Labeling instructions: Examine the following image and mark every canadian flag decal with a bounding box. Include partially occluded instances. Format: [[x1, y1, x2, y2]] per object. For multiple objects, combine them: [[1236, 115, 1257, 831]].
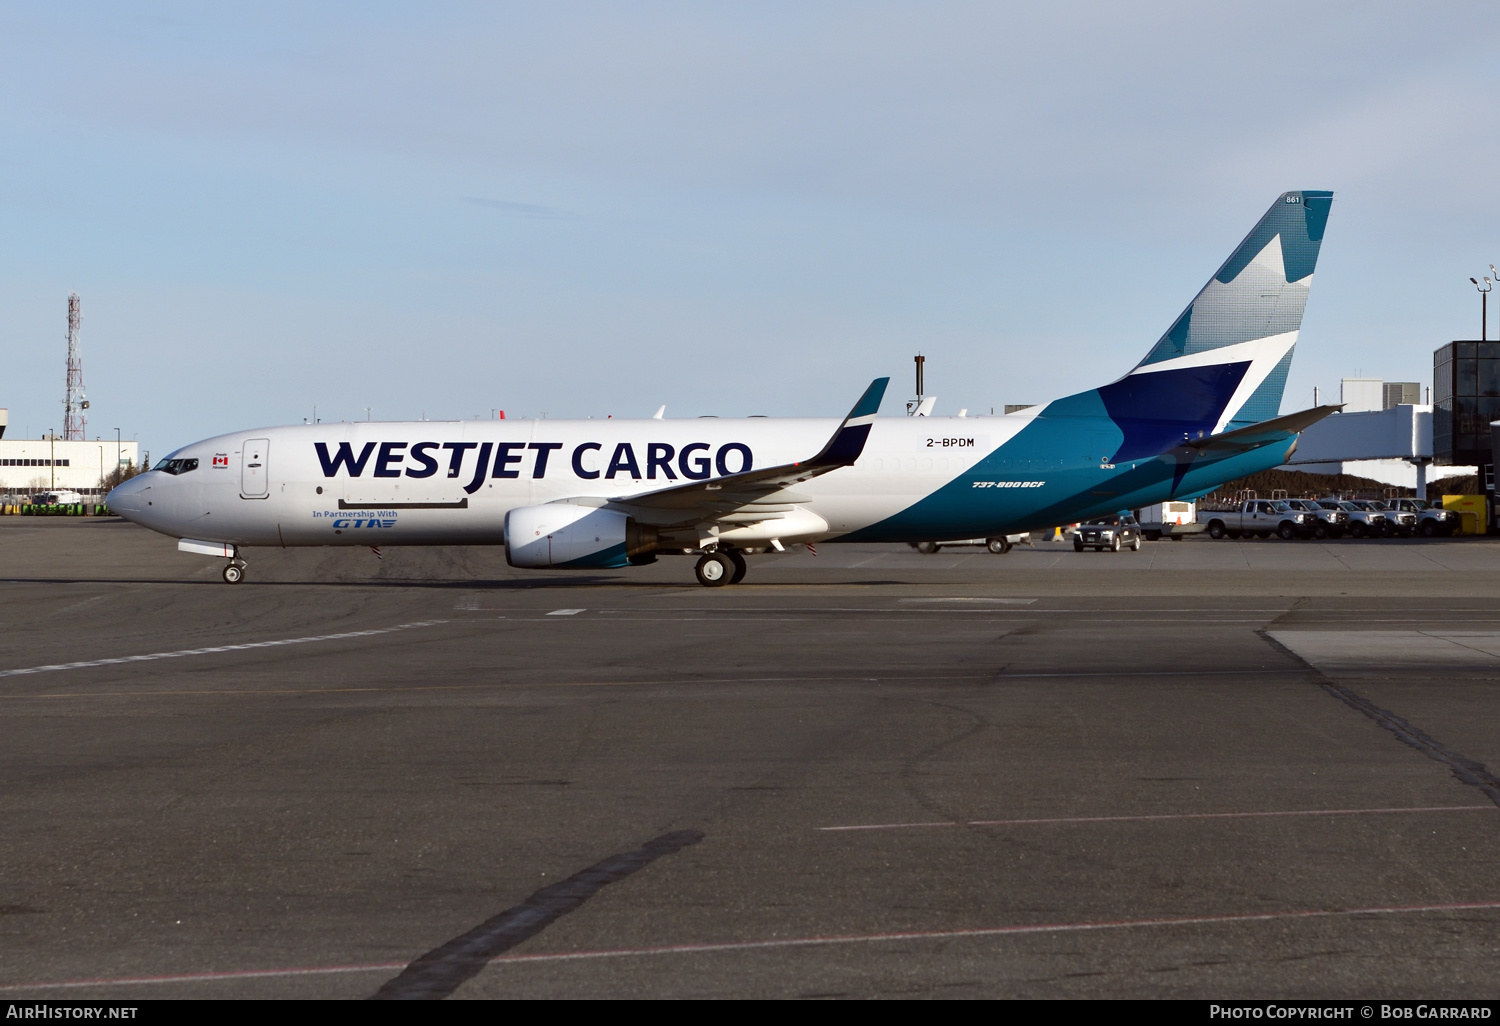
[[212, 454, 229, 468]]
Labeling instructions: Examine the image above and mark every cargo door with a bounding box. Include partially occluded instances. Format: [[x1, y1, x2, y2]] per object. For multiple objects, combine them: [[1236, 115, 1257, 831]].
[[241, 438, 269, 498]]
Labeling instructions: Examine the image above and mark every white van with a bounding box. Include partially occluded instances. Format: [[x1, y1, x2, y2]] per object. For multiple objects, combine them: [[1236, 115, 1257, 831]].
[[34, 490, 86, 506]]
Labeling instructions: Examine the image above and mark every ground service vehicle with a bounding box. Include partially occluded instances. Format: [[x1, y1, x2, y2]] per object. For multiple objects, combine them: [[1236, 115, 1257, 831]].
[[1387, 498, 1459, 536], [1317, 499, 1386, 538], [107, 191, 1339, 586], [1202, 500, 1313, 540], [1135, 500, 1201, 541], [1283, 498, 1347, 538], [1074, 514, 1143, 552], [1361, 500, 1416, 537], [911, 534, 1030, 554]]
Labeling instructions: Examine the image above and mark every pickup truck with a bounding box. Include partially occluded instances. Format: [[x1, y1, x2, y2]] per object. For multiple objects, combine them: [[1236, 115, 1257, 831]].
[[1357, 500, 1416, 537], [1202, 500, 1315, 540], [1314, 499, 1387, 539], [1385, 497, 1460, 537], [1283, 498, 1348, 539]]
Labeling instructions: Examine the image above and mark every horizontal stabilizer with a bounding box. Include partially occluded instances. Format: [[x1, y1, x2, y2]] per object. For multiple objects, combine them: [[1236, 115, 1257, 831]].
[[1184, 404, 1343, 453]]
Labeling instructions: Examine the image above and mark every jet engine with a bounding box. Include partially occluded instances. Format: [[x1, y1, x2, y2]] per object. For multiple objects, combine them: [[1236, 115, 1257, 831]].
[[504, 504, 658, 568]]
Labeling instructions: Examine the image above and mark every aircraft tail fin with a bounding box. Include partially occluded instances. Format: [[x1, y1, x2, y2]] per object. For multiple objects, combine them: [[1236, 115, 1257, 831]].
[[1130, 190, 1332, 433], [1062, 191, 1333, 465]]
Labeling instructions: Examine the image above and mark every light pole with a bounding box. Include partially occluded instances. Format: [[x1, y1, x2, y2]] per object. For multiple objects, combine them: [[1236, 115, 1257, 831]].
[[114, 427, 121, 480], [1471, 276, 1492, 341]]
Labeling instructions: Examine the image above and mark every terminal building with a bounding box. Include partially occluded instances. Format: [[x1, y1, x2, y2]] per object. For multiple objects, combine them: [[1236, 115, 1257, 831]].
[[0, 410, 140, 497]]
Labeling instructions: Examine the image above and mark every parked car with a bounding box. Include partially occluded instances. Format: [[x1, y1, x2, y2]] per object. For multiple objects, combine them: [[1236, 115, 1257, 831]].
[[1315, 499, 1386, 538], [1201, 500, 1313, 540], [1359, 500, 1416, 537], [1283, 499, 1348, 539], [911, 533, 1031, 554], [1073, 513, 1142, 552], [1386, 497, 1460, 537]]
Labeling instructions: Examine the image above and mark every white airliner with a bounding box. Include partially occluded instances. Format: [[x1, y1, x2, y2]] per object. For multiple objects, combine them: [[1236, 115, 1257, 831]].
[[109, 191, 1338, 586]]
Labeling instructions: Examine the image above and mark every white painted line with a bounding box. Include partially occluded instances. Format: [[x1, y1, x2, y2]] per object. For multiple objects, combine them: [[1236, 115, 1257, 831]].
[[819, 804, 1497, 832], [899, 597, 1036, 605], [0, 621, 448, 680], [454, 596, 480, 610], [547, 609, 586, 616], [0, 962, 408, 991], [481, 900, 1500, 966], [11, 899, 1500, 990]]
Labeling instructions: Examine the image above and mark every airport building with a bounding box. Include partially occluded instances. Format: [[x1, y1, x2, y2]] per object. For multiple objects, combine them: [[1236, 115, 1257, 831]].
[[0, 411, 140, 497]]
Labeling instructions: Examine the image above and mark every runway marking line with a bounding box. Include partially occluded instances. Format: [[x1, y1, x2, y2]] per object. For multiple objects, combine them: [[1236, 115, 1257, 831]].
[[8, 899, 1500, 992], [819, 804, 1498, 832], [1, 668, 1303, 700], [0, 621, 449, 680], [546, 609, 585, 616]]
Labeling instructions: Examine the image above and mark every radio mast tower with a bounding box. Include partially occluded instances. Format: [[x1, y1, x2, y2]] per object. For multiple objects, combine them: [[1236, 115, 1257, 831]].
[[63, 292, 88, 440]]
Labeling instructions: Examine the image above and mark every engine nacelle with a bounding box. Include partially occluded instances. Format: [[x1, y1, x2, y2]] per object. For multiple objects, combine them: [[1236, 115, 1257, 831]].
[[504, 504, 657, 569]]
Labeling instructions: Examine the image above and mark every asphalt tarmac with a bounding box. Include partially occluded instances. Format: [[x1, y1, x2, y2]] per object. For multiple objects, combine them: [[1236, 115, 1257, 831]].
[[3, 518, 1500, 999]]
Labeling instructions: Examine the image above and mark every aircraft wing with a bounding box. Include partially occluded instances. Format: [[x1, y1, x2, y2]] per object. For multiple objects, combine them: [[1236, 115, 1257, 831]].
[[1183, 404, 1343, 453], [591, 377, 888, 524]]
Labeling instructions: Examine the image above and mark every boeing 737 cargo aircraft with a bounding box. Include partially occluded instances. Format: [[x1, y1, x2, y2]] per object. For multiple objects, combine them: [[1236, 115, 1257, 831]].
[[109, 191, 1336, 586]]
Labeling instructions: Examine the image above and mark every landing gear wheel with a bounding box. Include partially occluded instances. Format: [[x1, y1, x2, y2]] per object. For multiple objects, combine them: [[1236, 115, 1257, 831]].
[[694, 551, 734, 587], [915, 541, 939, 554], [987, 538, 1012, 554], [222, 562, 245, 584], [727, 549, 748, 584]]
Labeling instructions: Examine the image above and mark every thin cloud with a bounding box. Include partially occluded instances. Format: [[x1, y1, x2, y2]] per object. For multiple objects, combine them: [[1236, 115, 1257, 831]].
[[459, 196, 574, 219]]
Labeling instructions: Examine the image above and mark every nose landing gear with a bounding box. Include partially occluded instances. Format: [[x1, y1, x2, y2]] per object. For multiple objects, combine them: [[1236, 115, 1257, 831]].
[[222, 559, 246, 584]]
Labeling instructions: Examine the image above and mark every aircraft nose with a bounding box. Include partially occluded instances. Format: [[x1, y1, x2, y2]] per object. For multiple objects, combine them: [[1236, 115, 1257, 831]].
[[106, 476, 148, 516]]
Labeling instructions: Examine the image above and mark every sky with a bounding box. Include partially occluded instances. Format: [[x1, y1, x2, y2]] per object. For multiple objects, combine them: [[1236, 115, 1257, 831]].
[[3, 2, 1500, 459]]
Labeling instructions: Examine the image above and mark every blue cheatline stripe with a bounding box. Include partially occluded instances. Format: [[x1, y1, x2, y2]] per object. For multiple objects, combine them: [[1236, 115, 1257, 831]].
[[835, 407, 1298, 544], [554, 542, 630, 569]]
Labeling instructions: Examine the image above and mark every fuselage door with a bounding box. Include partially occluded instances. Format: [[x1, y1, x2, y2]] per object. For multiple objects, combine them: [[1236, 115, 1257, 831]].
[[241, 438, 270, 498]]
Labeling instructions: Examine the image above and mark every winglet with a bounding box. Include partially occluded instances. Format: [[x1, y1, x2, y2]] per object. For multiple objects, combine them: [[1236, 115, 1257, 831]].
[[807, 377, 889, 468]]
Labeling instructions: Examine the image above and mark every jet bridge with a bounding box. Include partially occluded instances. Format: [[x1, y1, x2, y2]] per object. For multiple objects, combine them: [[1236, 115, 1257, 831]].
[[1279, 405, 1463, 491]]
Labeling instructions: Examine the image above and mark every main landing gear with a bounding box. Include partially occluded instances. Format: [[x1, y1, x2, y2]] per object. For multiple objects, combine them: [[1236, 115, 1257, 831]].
[[694, 549, 748, 587], [222, 558, 246, 584]]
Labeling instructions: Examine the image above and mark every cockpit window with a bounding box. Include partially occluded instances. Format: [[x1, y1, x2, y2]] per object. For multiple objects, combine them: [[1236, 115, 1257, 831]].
[[155, 457, 199, 476]]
